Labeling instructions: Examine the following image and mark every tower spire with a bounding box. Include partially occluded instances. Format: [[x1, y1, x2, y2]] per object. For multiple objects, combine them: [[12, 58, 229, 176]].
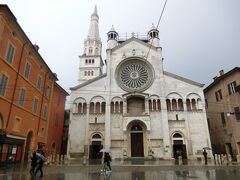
[[87, 5, 100, 40]]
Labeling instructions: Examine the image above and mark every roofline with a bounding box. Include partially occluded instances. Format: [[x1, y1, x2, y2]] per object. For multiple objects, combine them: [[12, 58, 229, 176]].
[[109, 36, 159, 52], [164, 71, 204, 87], [55, 82, 69, 96], [0, 5, 58, 81], [204, 67, 240, 93], [70, 73, 107, 90]]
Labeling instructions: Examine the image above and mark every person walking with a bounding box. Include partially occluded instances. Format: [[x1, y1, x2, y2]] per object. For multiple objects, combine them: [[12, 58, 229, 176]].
[[203, 149, 208, 165], [104, 152, 112, 171], [29, 150, 38, 177], [35, 149, 46, 177]]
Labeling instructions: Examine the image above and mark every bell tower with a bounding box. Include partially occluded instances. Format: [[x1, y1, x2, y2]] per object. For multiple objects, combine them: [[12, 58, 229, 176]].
[[78, 6, 104, 83]]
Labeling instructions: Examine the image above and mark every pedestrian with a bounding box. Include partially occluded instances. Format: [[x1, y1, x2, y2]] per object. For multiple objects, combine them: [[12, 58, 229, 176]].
[[29, 150, 38, 177], [35, 148, 46, 177], [203, 149, 208, 165], [104, 152, 112, 171]]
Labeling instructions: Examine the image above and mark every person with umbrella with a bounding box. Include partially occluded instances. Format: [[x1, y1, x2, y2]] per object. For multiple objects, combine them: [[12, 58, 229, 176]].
[[100, 148, 112, 172], [104, 152, 112, 171], [35, 148, 46, 177]]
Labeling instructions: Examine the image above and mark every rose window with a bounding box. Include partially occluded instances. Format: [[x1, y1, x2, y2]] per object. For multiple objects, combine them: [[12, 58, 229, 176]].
[[121, 64, 148, 88], [115, 58, 154, 92]]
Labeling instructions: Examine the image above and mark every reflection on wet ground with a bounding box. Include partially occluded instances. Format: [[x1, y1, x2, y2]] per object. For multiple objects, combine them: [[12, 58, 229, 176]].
[[1, 166, 240, 180]]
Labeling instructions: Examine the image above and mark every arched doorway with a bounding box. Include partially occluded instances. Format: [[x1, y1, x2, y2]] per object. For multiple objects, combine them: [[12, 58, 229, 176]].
[[131, 125, 144, 157], [24, 131, 33, 162], [89, 134, 103, 159], [172, 132, 187, 159]]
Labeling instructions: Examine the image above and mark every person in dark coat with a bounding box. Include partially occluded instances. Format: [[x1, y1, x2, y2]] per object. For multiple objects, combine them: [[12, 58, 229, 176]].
[[29, 150, 38, 176], [35, 149, 45, 177], [104, 152, 112, 171], [203, 149, 208, 165]]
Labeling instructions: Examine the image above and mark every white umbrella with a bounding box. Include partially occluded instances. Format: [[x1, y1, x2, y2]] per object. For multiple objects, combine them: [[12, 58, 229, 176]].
[[36, 152, 47, 161], [100, 148, 110, 153]]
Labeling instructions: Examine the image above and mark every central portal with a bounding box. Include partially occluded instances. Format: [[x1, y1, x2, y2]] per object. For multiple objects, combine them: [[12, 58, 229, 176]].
[[130, 125, 144, 157]]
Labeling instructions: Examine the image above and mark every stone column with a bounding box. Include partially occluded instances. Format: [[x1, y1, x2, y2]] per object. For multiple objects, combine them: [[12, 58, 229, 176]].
[[160, 98, 171, 159], [183, 100, 192, 156], [123, 98, 127, 114], [105, 102, 111, 149], [145, 97, 149, 114], [84, 103, 90, 158]]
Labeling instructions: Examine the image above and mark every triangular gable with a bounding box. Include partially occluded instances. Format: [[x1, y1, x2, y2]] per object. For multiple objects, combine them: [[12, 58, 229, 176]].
[[111, 37, 158, 52], [70, 73, 107, 90], [164, 71, 204, 87]]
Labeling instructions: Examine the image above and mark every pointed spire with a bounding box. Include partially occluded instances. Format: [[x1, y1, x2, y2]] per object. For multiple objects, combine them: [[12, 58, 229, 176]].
[[87, 5, 100, 40], [110, 25, 115, 32], [91, 5, 99, 19]]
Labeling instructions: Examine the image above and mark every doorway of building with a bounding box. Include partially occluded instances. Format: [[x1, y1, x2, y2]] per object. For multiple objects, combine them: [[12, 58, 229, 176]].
[[24, 131, 33, 162], [131, 125, 144, 157], [172, 133, 187, 159], [226, 143, 236, 161], [89, 134, 103, 159]]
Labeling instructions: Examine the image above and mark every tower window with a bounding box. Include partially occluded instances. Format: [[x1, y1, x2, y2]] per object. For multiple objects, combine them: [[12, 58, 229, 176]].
[[84, 71, 87, 76], [85, 59, 88, 64], [91, 71, 94, 76], [92, 59, 94, 64], [89, 47, 93, 54], [88, 71, 90, 76]]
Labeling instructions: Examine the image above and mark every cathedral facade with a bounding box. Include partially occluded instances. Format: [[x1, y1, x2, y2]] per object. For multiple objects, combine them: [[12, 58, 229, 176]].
[[68, 7, 211, 160]]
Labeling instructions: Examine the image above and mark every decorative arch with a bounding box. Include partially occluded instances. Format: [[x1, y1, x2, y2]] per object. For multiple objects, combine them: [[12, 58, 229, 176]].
[[171, 131, 187, 159], [126, 119, 148, 131], [90, 96, 106, 114], [90, 96, 106, 103], [73, 97, 87, 113], [111, 96, 123, 114], [24, 130, 34, 161], [91, 132, 103, 141], [166, 92, 183, 99], [89, 132, 103, 159], [186, 93, 201, 111]]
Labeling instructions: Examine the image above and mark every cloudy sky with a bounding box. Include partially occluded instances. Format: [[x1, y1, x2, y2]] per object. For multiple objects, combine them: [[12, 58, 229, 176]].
[[2, 0, 240, 100]]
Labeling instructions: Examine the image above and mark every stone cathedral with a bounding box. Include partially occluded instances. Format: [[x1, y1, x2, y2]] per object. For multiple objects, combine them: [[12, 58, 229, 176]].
[[68, 6, 211, 160]]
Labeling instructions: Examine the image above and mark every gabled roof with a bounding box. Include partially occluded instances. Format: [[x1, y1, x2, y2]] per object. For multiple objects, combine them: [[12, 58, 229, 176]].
[[204, 67, 240, 93], [164, 71, 204, 87], [110, 37, 159, 52], [70, 73, 107, 90]]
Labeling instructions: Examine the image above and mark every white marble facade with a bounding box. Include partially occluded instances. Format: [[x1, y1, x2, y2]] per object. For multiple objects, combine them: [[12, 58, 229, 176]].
[[68, 7, 211, 160]]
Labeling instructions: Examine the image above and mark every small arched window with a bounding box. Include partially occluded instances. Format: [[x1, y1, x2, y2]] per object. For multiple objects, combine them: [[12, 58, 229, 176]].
[[88, 71, 90, 76], [131, 125, 142, 131], [91, 71, 94, 76], [84, 71, 87, 76], [92, 59, 94, 64], [173, 133, 182, 138], [85, 59, 88, 64], [89, 47, 93, 54], [92, 134, 101, 139]]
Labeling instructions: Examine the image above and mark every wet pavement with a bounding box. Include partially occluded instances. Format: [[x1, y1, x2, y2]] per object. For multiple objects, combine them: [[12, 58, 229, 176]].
[[1, 159, 240, 180]]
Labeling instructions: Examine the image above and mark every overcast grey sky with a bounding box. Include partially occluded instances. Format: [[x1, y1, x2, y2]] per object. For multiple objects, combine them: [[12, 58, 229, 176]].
[[2, 0, 240, 97]]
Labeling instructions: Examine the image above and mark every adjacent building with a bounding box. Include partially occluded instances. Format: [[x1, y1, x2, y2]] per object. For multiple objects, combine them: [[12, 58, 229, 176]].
[[204, 67, 240, 161], [46, 83, 69, 156], [0, 5, 68, 165], [68, 7, 211, 160]]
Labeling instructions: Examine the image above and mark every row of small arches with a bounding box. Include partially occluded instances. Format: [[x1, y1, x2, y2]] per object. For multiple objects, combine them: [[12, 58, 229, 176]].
[[85, 59, 94, 64], [84, 71, 94, 76]]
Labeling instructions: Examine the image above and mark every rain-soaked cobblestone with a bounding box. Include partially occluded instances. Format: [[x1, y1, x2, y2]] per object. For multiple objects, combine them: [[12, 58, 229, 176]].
[[1, 159, 240, 180]]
